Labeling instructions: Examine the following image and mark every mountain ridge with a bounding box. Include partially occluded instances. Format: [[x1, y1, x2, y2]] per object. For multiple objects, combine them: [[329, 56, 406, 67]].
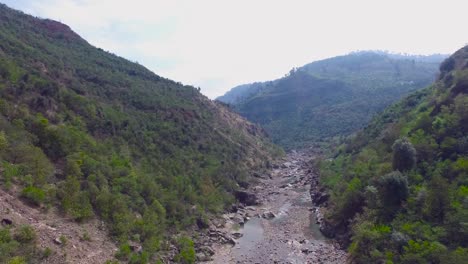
[[218, 51, 446, 148]]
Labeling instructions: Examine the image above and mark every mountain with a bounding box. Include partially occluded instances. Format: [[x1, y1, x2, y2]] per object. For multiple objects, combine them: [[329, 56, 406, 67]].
[[0, 4, 280, 263], [218, 51, 447, 149], [318, 46, 468, 263]]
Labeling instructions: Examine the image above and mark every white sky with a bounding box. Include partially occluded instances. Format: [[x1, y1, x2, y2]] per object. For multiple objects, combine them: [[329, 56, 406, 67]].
[[2, 0, 467, 98]]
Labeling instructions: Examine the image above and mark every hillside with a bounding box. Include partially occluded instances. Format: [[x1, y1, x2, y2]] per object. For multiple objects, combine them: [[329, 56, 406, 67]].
[[0, 4, 280, 263], [318, 46, 468, 263], [218, 52, 446, 149]]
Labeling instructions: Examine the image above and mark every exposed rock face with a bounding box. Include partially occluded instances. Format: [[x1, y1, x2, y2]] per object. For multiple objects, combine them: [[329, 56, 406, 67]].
[[309, 168, 350, 246], [234, 190, 259, 206]]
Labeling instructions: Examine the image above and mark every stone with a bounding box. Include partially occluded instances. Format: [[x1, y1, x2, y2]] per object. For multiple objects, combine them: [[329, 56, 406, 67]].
[[53, 237, 62, 245], [232, 232, 243, 239], [196, 252, 212, 262], [232, 215, 245, 225], [200, 246, 215, 256], [312, 191, 330, 206], [261, 211, 276, 219]]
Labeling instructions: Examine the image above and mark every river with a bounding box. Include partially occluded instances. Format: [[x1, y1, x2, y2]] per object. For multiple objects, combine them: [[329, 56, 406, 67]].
[[207, 150, 347, 263]]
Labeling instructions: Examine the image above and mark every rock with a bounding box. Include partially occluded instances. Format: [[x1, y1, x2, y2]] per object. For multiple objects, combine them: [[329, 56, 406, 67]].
[[1, 218, 13, 226], [281, 162, 292, 168], [221, 235, 236, 246], [232, 215, 244, 225], [196, 252, 212, 262], [230, 204, 239, 213], [53, 237, 62, 245], [196, 217, 210, 229], [211, 218, 226, 228], [234, 190, 259, 206], [129, 243, 143, 253], [200, 246, 215, 256], [312, 191, 330, 206], [232, 232, 243, 239], [261, 211, 276, 219]]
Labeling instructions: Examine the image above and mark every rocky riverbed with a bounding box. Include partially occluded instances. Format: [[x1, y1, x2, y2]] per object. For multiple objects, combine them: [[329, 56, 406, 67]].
[[196, 150, 347, 263]]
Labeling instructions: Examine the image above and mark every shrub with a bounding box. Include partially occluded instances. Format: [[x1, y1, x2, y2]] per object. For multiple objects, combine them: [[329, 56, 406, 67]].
[[14, 225, 36, 243], [174, 236, 195, 264], [21, 186, 46, 206]]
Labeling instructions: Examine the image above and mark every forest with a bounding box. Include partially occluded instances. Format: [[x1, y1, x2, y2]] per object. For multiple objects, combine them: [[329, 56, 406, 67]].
[[218, 52, 445, 149], [0, 4, 280, 263], [318, 46, 468, 263]]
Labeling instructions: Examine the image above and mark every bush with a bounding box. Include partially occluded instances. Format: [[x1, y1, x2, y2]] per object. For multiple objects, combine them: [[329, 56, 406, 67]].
[[174, 236, 195, 264], [14, 225, 36, 243], [21, 186, 46, 206]]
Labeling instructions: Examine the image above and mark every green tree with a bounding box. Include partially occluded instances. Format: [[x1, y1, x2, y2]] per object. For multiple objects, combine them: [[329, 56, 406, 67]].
[[424, 175, 450, 222], [174, 236, 195, 264], [392, 137, 417, 172], [378, 171, 409, 219]]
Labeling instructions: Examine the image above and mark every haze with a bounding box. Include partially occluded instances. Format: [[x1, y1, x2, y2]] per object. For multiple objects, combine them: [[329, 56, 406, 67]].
[[3, 0, 466, 98]]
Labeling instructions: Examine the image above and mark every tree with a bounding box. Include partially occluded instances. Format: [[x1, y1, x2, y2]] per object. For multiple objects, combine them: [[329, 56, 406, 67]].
[[392, 138, 417, 172], [377, 171, 409, 219], [424, 175, 450, 223]]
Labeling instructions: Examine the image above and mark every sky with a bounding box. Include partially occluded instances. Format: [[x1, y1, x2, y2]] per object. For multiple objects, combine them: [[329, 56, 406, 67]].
[[1, 0, 467, 98]]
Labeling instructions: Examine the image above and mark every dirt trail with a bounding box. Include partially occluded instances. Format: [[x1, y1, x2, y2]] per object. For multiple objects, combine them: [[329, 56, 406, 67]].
[[0, 187, 118, 263], [208, 150, 347, 263]]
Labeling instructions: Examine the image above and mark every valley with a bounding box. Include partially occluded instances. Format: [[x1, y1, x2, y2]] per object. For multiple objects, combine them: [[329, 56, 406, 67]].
[[0, 2, 466, 264]]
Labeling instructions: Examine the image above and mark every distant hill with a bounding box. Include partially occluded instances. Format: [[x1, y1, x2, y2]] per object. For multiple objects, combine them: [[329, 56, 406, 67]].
[[218, 51, 447, 149], [319, 46, 468, 263], [0, 4, 279, 263]]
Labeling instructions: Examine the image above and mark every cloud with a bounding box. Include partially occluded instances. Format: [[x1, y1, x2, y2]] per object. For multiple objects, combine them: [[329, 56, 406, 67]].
[[2, 0, 467, 98]]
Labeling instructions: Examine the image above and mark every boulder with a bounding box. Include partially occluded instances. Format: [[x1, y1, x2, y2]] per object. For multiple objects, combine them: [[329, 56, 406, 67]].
[[196, 252, 212, 262], [261, 211, 276, 219], [53, 237, 62, 245], [196, 217, 210, 229], [232, 215, 244, 225], [232, 232, 243, 239], [234, 190, 259, 206], [312, 192, 330, 206], [199, 246, 215, 256]]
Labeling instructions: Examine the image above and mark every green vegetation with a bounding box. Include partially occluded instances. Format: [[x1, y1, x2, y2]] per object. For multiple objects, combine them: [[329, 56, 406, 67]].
[[319, 46, 468, 263], [0, 4, 280, 262], [174, 236, 196, 264], [0, 226, 40, 263], [218, 52, 446, 149]]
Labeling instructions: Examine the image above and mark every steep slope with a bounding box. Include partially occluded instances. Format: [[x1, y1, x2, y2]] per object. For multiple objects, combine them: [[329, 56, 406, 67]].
[[218, 52, 446, 148], [0, 4, 280, 263], [318, 46, 468, 263]]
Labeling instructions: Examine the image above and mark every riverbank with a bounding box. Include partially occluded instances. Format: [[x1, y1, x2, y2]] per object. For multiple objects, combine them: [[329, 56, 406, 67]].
[[205, 150, 347, 263]]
